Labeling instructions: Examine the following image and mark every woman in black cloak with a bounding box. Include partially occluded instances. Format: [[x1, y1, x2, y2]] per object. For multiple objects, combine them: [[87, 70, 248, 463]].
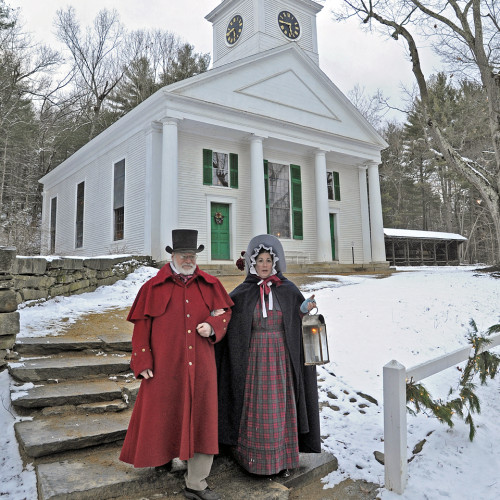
[[216, 234, 321, 476]]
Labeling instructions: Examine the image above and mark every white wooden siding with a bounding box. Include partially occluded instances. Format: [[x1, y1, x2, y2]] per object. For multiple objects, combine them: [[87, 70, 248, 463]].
[[177, 131, 252, 264], [263, 147, 317, 261], [328, 163, 363, 263], [41, 125, 367, 265], [215, 2, 255, 61], [175, 132, 364, 265], [265, 0, 314, 53], [41, 130, 147, 257]]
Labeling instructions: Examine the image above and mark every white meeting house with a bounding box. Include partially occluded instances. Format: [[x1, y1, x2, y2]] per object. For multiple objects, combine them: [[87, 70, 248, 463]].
[[39, 0, 388, 269]]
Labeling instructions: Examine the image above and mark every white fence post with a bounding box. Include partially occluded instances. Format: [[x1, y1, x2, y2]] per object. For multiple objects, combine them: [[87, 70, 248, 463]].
[[383, 360, 407, 494]]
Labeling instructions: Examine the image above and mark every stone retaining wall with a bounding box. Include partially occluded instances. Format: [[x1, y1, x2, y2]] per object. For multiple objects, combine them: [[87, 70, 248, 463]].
[[0, 247, 18, 370], [0, 248, 152, 369], [11, 255, 151, 303]]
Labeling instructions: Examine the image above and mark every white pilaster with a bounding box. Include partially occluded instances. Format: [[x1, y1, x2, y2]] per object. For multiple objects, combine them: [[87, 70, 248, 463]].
[[160, 118, 179, 262], [367, 162, 386, 262], [314, 150, 332, 262], [358, 165, 372, 263], [145, 122, 163, 261], [250, 135, 268, 236]]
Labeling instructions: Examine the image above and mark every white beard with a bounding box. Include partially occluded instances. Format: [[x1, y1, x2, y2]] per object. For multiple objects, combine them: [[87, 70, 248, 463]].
[[178, 263, 196, 275], [170, 260, 196, 276]]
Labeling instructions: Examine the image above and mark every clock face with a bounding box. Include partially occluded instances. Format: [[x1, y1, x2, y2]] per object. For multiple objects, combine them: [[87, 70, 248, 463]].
[[226, 14, 243, 45], [278, 11, 300, 40]]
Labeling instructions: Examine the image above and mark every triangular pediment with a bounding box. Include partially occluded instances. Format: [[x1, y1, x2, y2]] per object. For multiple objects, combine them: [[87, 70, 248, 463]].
[[235, 70, 339, 120], [166, 45, 385, 147]]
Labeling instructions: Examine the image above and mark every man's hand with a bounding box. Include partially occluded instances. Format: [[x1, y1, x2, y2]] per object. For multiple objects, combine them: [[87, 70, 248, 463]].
[[140, 369, 153, 379], [196, 322, 213, 337]]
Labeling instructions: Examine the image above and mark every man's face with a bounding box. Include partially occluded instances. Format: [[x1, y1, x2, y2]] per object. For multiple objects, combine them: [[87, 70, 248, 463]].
[[172, 252, 197, 275]]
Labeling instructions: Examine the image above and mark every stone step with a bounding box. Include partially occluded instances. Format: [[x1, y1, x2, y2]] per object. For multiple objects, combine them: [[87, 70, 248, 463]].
[[15, 409, 132, 458], [11, 378, 124, 409], [15, 331, 132, 355], [36, 445, 338, 500], [8, 353, 131, 382]]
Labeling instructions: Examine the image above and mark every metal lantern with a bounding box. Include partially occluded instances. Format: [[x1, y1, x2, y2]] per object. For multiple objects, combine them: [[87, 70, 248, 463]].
[[302, 311, 330, 365]]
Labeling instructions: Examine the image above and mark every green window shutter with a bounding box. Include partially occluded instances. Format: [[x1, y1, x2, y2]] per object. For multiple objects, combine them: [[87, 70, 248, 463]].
[[230, 153, 238, 188], [290, 164, 303, 240], [264, 159, 270, 233], [203, 149, 213, 185], [333, 171, 341, 201]]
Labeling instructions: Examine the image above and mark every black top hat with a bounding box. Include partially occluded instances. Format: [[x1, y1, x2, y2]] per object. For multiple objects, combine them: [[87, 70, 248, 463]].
[[165, 229, 205, 254]]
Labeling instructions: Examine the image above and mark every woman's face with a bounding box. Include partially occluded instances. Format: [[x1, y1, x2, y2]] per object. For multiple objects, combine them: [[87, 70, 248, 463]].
[[255, 251, 273, 279]]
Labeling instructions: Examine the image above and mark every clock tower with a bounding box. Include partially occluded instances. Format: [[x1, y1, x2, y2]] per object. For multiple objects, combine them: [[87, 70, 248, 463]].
[[205, 0, 323, 68]]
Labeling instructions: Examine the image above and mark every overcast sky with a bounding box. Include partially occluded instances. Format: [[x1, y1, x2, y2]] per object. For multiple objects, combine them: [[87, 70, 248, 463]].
[[7, 0, 442, 123]]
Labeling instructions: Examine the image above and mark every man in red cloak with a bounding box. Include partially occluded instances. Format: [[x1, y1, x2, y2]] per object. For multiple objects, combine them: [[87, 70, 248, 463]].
[[120, 229, 233, 500]]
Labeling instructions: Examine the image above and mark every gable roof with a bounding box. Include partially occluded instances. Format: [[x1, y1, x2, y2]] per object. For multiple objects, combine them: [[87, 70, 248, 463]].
[[41, 42, 387, 187], [167, 43, 387, 149]]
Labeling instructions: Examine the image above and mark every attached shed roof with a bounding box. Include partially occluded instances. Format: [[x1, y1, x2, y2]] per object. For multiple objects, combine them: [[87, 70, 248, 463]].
[[384, 228, 467, 241]]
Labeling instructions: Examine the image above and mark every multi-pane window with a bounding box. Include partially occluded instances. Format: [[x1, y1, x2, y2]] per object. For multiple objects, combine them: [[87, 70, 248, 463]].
[[264, 162, 303, 240], [75, 181, 84, 248], [212, 152, 229, 187], [113, 159, 125, 240], [268, 162, 291, 238], [327, 171, 341, 201], [50, 197, 57, 254], [203, 149, 238, 188]]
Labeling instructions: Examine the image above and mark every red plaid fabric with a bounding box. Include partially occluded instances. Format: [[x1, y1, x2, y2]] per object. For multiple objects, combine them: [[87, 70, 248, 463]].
[[234, 297, 299, 475]]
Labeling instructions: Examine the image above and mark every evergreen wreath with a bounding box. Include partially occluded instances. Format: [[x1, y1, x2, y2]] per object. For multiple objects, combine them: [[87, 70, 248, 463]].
[[214, 212, 224, 225], [406, 319, 500, 441]]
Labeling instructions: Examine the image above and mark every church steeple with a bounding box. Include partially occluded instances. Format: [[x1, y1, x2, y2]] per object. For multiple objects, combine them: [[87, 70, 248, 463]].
[[205, 0, 323, 68]]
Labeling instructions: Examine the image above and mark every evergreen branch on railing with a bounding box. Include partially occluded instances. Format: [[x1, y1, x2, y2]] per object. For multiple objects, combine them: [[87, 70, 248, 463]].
[[406, 320, 500, 441]]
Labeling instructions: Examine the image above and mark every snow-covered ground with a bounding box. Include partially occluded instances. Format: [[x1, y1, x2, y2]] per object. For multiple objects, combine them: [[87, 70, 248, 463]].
[[1, 265, 499, 499]]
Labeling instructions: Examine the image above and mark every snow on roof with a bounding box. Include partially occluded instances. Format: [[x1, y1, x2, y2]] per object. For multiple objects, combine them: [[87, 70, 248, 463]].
[[384, 228, 467, 241]]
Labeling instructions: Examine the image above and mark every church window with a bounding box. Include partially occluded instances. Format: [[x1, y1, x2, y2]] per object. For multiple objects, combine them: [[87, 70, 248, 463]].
[[327, 171, 341, 201], [203, 149, 238, 188], [264, 161, 303, 240], [113, 159, 125, 241], [50, 196, 57, 254], [75, 181, 84, 248]]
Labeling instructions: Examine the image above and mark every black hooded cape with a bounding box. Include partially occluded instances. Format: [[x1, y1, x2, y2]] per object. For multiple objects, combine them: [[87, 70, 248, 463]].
[[215, 273, 321, 453]]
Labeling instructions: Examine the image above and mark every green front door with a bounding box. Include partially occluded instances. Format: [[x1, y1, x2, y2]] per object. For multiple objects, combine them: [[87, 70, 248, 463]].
[[329, 213, 336, 260], [211, 203, 230, 260]]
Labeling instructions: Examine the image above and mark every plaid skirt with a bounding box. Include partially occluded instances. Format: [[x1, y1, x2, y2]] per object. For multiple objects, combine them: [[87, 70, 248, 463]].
[[234, 298, 299, 475]]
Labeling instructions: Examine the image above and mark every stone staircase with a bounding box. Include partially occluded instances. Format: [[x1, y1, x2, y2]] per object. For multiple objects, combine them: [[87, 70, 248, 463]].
[[8, 316, 338, 499]]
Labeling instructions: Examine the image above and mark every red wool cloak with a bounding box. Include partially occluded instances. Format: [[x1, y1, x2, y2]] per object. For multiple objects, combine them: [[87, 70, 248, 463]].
[[119, 264, 233, 467]]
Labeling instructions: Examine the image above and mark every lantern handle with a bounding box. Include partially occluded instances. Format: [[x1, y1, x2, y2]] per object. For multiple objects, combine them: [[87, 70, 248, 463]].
[[308, 306, 318, 315]]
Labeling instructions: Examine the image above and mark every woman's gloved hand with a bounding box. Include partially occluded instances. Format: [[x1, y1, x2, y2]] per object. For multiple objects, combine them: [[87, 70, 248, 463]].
[[300, 294, 317, 314]]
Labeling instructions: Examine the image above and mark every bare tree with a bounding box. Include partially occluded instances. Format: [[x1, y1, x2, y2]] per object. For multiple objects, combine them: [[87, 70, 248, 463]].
[[55, 7, 125, 140], [0, 2, 62, 251], [335, 0, 500, 262], [347, 84, 388, 130], [110, 29, 210, 115]]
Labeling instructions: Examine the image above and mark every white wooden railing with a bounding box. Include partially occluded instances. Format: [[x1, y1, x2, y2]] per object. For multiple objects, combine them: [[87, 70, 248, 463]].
[[383, 332, 500, 494]]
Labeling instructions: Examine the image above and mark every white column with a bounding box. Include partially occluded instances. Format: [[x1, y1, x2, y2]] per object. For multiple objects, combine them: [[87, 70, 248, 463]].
[[144, 122, 163, 261], [367, 161, 386, 262], [358, 165, 372, 263], [250, 135, 268, 236], [160, 118, 179, 262], [314, 150, 332, 262]]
